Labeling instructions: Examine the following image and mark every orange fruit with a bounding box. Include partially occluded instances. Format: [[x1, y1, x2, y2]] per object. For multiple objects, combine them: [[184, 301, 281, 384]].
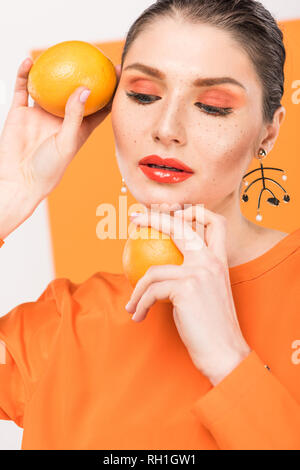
[[27, 40, 117, 117], [122, 225, 184, 304]]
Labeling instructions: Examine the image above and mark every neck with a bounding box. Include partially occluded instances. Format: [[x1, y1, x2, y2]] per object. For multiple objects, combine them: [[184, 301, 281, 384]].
[[208, 191, 262, 268]]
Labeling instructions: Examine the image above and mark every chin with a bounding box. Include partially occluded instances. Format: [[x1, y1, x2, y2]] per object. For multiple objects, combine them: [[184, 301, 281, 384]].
[[127, 170, 201, 209], [129, 188, 187, 214]]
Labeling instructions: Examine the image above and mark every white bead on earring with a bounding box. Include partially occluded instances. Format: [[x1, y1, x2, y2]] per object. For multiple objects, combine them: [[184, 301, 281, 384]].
[[121, 178, 127, 194]]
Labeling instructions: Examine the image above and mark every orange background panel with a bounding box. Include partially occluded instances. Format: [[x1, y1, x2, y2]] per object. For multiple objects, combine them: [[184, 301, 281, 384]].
[[30, 21, 300, 283]]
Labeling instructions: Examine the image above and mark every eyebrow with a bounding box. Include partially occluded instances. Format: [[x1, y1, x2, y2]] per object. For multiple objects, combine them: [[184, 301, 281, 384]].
[[123, 62, 246, 91]]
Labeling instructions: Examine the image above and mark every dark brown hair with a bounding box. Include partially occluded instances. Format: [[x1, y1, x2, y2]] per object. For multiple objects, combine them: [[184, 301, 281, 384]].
[[121, 0, 286, 123]]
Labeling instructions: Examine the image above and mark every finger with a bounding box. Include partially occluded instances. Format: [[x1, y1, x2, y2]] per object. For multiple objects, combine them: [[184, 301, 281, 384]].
[[56, 86, 91, 157], [83, 102, 112, 131], [33, 100, 45, 111], [115, 64, 121, 81], [174, 205, 228, 266], [11, 57, 33, 109], [132, 280, 178, 322], [130, 211, 207, 264], [149, 202, 182, 215], [174, 204, 205, 224], [126, 264, 185, 313]]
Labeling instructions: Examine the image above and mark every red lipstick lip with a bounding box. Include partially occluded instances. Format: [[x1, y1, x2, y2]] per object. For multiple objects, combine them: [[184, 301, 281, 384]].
[[138, 155, 194, 173]]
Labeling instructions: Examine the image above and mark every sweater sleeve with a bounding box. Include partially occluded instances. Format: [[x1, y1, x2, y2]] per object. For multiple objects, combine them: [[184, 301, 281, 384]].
[[191, 350, 300, 450], [0, 278, 66, 428]]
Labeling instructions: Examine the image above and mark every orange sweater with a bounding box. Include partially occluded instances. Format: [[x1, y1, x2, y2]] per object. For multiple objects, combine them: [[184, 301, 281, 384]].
[[1, 228, 300, 450]]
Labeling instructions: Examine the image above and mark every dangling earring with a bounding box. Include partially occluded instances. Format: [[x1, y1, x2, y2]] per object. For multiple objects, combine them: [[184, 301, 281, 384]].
[[241, 148, 290, 222], [120, 177, 127, 194]]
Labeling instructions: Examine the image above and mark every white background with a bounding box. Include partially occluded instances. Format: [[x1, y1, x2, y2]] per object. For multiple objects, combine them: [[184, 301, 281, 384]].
[[0, 0, 299, 450]]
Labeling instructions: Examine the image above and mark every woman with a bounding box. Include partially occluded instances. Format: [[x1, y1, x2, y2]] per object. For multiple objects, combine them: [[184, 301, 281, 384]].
[[0, 0, 299, 450]]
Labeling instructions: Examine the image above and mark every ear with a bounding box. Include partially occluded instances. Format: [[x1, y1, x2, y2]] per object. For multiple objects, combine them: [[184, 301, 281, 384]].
[[259, 106, 286, 153]]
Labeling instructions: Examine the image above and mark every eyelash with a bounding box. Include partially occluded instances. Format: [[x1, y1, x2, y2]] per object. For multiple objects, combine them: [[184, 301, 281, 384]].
[[126, 91, 233, 117]]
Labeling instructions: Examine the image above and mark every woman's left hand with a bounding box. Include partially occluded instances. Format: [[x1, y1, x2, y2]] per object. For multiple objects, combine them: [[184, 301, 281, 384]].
[[125, 205, 252, 386]]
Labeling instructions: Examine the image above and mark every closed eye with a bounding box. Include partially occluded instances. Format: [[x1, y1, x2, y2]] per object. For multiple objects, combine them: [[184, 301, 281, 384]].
[[126, 91, 233, 117], [195, 102, 233, 116], [126, 91, 161, 105]]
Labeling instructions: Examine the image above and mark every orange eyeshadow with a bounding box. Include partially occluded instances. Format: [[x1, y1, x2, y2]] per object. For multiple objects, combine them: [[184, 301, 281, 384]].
[[126, 78, 159, 94], [125, 76, 246, 108], [197, 88, 246, 107]]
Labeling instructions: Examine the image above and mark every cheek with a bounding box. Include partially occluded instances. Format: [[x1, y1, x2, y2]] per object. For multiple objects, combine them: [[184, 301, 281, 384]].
[[111, 92, 145, 150], [111, 92, 126, 138], [194, 115, 258, 168], [192, 119, 259, 194]]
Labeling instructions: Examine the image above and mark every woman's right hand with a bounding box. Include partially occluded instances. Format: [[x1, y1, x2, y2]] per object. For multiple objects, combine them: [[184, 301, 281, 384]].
[[0, 57, 121, 239]]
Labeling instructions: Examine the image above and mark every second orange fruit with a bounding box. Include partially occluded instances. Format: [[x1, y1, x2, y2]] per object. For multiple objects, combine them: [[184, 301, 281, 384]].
[[122, 225, 184, 304], [28, 40, 117, 117]]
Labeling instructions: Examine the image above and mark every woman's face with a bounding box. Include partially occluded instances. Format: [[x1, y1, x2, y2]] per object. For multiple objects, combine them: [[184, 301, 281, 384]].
[[111, 17, 266, 211]]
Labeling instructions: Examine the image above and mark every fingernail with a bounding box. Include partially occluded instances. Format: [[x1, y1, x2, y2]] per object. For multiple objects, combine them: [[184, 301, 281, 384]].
[[125, 301, 131, 311], [80, 89, 91, 103], [130, 212, 141, 218]]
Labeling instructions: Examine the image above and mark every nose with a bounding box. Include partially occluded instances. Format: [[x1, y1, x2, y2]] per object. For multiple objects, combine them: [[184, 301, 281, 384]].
[[151, 99, 187, 147]]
